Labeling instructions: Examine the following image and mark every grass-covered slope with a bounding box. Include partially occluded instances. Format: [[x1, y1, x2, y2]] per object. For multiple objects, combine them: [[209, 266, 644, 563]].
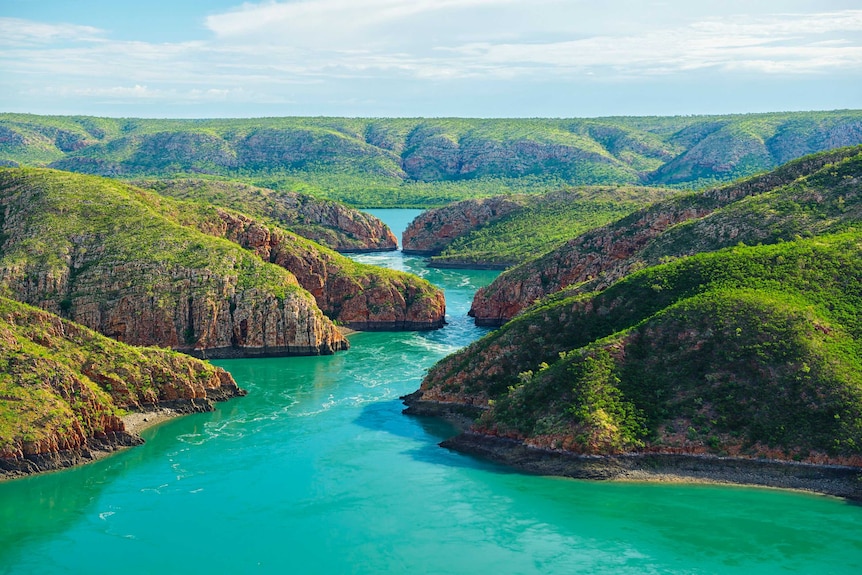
[[139, 194, 446, 330], [0, 168, 347, 357], [2, 112, 861, 207], [0, 296, 244, 476], [136, 179, 397, 252], [412, 234, 862, 463], [471, 145, 862, 324], [403, 186, 681, 268]]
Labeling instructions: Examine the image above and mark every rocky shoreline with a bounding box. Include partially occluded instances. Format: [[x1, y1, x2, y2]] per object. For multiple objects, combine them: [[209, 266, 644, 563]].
[[402, 398, 862, 501], [0, 392, 246, 481]]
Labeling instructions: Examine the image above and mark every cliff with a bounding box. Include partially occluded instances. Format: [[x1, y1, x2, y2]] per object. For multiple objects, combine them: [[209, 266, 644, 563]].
[[407, 233, 862, 471], [402, 196, 526, 255], [0, 168, 347, 358], [470, 146, 862, 325], [137, 179, 397, 252], [402, 187, 680, 268], [0, 296, 245, 478], [179, 204, 445, 330]]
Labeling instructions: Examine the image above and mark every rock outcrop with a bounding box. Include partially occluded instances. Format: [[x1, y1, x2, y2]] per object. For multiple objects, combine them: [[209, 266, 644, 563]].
[[199, 207, 446, 330], [138, 179, 397, 252], [402, 196, 525, 255], [470, 146, 862, 325], [402, 187, 680, 269], [0, 296, 245, 478], [0, 168, 347, 358], [407, 232, 862, 477]]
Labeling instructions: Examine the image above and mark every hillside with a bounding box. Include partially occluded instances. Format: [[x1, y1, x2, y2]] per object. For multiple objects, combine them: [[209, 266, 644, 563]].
[[402, 186, 681, 268], [2, 112, 862, 207], [0, 169, 444, 346], [471, 146, 862, 325], [158, 199, 446, 331], [136, 179, 397, 252], [406, 233, 862, 467], [0, 296, 244, 477], [0, 168, 349, 358]]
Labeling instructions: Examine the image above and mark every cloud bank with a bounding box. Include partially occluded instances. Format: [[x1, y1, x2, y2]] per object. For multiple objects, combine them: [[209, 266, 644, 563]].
[[1, 1, 861, 115]]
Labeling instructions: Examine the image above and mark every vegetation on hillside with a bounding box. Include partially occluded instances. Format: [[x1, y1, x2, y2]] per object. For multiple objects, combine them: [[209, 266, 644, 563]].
[[471, 145, 862, 323], [421, 232, 862, 462], [0, 296, 240, 461], [2, 112, 861, 207], [134, 178, 397, 252], [419, 187, 682, 268], [0, 167, 346, 355]]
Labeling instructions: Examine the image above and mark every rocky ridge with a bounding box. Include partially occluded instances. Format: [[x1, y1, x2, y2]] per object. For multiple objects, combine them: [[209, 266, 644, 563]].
[[0, 296, 244, 478], [402, 196, 526, 256], [138, 179, 397, 252], [402, 187, 681, 268], [191, 206, 445, 330], [0, 168, 347, 358], [3, 112, 862, 207], [406, 232, 862, 486], [470, 146, 862, 325]]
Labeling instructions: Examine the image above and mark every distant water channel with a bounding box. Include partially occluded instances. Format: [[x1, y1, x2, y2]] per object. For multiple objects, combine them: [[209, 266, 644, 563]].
[[2, 209, 862, 574]]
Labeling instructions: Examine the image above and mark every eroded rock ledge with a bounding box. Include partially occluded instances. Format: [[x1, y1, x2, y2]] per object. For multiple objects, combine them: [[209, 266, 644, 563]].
[[439, 432, 862, 501]]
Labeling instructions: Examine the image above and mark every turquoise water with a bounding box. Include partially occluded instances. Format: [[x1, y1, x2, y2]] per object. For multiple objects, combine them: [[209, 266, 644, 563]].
[[2, 209, 862, 574]]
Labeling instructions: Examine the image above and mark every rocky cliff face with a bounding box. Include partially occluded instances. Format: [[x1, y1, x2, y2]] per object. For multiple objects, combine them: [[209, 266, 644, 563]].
[[138, 179, 397, 252], [402, 196, 526, 255], [0, 296, 244, 477], [0, 169, 347, 358], [469, 146, 862, 325], [202, 208, 445, 330], [408, 233, 862, 469]]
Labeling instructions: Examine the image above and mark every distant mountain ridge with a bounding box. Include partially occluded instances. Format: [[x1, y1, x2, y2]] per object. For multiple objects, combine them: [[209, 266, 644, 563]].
[[2, 112, 862, 206]]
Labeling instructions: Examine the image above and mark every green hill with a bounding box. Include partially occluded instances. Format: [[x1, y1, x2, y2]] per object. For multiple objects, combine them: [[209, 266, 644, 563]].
[[135, 179, 397, 252], [402, 186, 681, 268], [0, 296, 244, 477], [0, 169, 444, 347], [410, 233, 862, 463], [471, 145, 862, 324], [2, 112, 862, 207]]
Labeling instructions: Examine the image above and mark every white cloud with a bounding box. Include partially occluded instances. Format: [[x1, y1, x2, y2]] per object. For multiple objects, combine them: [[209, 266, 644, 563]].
[[2, 3, 862, 115], [0, 17, 104, 46]]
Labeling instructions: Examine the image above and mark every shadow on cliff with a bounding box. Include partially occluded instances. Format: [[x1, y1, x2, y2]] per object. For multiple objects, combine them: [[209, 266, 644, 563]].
[[352, 398, 521, 475]]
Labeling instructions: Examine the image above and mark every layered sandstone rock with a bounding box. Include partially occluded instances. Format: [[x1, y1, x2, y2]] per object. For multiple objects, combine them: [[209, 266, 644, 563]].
[[138, 179, 397, 252], [0, 296, 245, 477], [0, 169, 347, 357], [204, 208, 446, 330], [469, 146, 862, 325], [402, 196, 525, 255]]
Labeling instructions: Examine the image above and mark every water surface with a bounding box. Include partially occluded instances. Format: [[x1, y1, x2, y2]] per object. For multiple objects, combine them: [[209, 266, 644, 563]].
[[1, 210, 861, 574]]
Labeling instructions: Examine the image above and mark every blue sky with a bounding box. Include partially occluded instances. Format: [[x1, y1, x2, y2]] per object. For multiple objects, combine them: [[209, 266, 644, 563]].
[[1, 0, 861, 118]]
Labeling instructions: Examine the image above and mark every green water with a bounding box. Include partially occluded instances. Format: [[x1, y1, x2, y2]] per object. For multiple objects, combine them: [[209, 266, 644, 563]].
[[2, 210, 862, 574]]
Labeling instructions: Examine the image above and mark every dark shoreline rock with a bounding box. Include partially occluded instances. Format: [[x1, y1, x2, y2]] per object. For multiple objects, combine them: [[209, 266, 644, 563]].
[[344, 318, 447, 331], [442, 432, 862, 501], [183, 340, 349, 359], [0, 391, 247, 481], [402, 394, 862, 501]]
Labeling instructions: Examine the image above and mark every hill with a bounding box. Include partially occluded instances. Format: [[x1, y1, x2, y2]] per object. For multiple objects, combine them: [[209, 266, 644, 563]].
[[406, 233, 862, 472], [135, 179, 397, 252], [0, 169, 444, 356], [0, 296, 244, 477], [402, 186, 681, 268], [471, 145, 862, 325], [2, 112, 862, 207]]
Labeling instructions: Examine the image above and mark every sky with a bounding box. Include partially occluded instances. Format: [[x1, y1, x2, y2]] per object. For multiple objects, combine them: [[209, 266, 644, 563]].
[[1, 0, 861, 118]]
